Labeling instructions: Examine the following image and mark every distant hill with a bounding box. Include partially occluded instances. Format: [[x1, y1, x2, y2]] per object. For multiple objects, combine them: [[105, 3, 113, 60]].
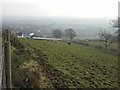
[[2, 16, 117, 39]]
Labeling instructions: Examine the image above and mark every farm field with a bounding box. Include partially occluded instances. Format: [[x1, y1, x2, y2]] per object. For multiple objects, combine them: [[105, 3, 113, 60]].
[[11, 37, 118, 88], [88, 41, 118, 50]]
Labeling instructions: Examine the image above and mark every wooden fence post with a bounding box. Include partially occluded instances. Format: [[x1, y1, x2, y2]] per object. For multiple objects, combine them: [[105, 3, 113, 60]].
[[4, 29, 12, 89]]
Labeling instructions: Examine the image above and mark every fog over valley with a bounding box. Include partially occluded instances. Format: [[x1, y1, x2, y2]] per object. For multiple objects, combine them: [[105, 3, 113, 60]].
[[2, 16, 117, 39]]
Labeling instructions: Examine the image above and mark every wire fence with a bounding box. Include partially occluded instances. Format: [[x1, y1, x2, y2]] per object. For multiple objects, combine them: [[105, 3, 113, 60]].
[[0, 46, 6, 89], [2, 46, 6, 89], [0, 55, 2, 89], [0, 29, 12, 89]]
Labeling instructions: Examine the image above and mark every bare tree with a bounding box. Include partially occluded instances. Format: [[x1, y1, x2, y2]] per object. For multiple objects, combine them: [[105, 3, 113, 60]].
[[99, 30, 113, 50], [65, 28, 76, 42], [110, 18, 120, 39], [110, 17, 120, 28]]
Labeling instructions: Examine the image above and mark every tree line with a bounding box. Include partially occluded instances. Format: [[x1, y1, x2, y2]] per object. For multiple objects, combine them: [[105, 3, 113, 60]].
[[52, 18, 119, 50], [52, 28, 76, 42]]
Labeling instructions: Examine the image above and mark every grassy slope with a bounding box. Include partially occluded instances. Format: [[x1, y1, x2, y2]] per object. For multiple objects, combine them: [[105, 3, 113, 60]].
[[15, 38, 118, 88], [88, 41, 118, 50]]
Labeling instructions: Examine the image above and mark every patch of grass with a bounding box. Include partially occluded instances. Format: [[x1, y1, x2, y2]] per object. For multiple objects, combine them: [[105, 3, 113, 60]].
[[11, 37, 54, 88], [88, 41, 118, 50]]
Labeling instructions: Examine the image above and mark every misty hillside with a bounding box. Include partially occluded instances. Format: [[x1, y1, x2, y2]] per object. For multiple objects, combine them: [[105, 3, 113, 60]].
[[2, 17, 117, 39]]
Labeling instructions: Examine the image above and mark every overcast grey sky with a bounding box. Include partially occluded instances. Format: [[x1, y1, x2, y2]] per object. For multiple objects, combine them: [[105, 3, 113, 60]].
[[1, 0, 119, 18]]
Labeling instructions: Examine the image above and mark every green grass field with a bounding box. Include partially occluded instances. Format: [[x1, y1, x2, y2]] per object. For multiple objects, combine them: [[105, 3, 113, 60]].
[[88, 41, 118, 50], [11, 37, 118, 88]]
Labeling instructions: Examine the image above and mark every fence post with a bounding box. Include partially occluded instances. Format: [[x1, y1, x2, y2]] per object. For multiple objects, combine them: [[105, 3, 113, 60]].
[[4, 29, 12, 89]]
